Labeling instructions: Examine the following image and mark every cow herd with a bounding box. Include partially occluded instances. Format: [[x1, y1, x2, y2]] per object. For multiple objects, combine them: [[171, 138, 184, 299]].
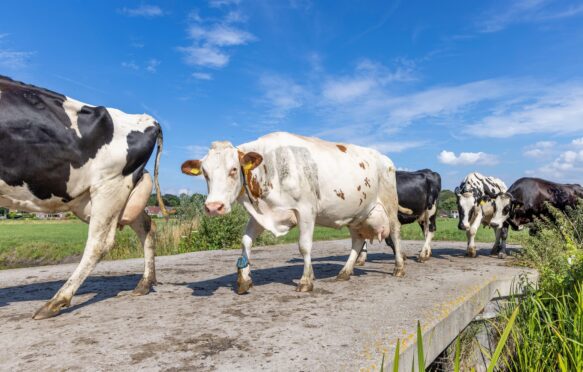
[[1, 76, 581, 320]]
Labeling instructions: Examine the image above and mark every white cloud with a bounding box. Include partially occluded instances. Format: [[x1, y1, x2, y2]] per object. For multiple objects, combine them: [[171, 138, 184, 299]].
[[322, 78, 375, 103], [120, 5, 164, 17], [477, 0, 583, 33], [146, 59, 160, 73], [534, 149, 583, 180], [179, 46, 229, 68], [178, 188, 192, 196], [0, 35, 34, 70], [259, 75, 306, 121], [438, 150, 498, 166], [0, 50, 34, 69], [189, 24, 254, 46], [209, 0, 241, 8], [179, 6, 255, 69], [121, 61, 139, 70], [192, 72, 213, 80], [121, 59, 160, 73], [465, 85, 583, 138], [186, 145, 209, 159], [572, 138, 583, 146], [367, 140, 426, 154], [523, 141, 556, 158]]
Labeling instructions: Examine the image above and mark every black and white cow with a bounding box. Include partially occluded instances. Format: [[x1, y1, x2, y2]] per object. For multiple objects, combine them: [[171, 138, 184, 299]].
[[489, 177, 583, 232], [357, 169, 441, 264], [455, 172, 509, 258], [0, 76, 166, 319]]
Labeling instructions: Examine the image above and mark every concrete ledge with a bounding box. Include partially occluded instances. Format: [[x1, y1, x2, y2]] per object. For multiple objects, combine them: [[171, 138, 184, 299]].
[[384, 273, 535, 371], [0, 239, 534, 371]]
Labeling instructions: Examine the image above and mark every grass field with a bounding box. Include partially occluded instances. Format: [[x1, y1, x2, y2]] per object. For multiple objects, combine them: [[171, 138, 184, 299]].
[[0, 217, 527, 269]]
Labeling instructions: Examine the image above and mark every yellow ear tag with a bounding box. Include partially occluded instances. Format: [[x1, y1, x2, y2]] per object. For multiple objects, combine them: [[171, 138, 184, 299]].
[[190, 168, 201, 175], [480, 200, 486, 206], [243, 162, 254, 172]]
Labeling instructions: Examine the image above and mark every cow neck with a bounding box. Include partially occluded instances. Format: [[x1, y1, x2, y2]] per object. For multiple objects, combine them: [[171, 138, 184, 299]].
[[239, 166, 259, 208]]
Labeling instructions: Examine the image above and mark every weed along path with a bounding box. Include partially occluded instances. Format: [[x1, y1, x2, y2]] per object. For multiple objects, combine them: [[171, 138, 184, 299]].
[[0, 240, 534, 371]]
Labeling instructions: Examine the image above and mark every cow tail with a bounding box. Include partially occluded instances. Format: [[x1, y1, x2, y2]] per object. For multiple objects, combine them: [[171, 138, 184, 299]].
[[154, 124, 169, 218]]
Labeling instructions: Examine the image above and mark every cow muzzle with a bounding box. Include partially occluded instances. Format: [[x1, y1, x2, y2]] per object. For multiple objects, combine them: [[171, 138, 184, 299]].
[[205, 201, 226, 216]]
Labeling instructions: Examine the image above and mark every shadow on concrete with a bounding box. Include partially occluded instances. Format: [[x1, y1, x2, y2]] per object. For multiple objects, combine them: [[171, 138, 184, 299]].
[[0, 274, 142, 313], [187, 262, 368, 297]]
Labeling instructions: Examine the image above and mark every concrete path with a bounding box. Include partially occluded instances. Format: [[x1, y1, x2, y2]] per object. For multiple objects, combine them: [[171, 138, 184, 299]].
[[0, 240, 533, 371]]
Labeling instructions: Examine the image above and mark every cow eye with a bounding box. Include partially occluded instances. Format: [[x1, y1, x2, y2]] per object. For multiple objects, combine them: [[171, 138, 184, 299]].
[[228, 167, 238, 177], [503, 206, 510, 214]]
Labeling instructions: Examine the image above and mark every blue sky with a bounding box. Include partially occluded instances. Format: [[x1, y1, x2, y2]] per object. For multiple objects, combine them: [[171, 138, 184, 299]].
[[2, 0, 583, 194]]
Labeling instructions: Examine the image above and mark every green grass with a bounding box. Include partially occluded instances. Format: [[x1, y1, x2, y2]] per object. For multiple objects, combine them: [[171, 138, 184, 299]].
[[0, 217, 526, 270]]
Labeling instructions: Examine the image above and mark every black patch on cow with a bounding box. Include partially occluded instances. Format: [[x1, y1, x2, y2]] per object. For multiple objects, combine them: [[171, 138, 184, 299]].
[[123, 125, 159, 185], [0, 76, 114, 201], [394, 169, 441, 224]]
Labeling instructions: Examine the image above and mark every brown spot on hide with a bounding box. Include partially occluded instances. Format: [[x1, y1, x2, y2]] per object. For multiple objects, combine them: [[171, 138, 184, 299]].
[[263, 164, 267, 173], [359, 198, 363, 206], [357, 185, 361, 191], [336, 144, 347, 153], [364, 177, 371, 188], [363, 192, 367, 199], [249, 175, 263, 198], [359, 161, 366, 169], [334, 189, 345, 200]]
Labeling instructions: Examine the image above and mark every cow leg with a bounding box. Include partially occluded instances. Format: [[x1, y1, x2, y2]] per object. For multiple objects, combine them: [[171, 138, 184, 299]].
[[33, 181, 131, 319], [237, 217, 264, 295], [498, 225, 509, 259], [466, 216, 481, 258], [391, 219, 405, 277], [418, 216, 433, 262], [491, 227, 502, 256], [385, 236, 407, 261], [129, 212, 157, 295], [355, 242, 367, 266], [296, 216, 316, 292], [337, 230, 366, 281]]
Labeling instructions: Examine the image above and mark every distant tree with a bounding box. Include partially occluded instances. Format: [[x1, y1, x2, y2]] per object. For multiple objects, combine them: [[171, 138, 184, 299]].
[[438, 189, 457, 213], [147, 194, 158, 206], [163, 194, 181, 207]]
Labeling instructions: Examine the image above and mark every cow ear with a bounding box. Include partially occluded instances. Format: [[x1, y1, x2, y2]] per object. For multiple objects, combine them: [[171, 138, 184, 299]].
[[240, 152, 263, 172], [181, 160, 202, 176], [454, 186, 461, 195]]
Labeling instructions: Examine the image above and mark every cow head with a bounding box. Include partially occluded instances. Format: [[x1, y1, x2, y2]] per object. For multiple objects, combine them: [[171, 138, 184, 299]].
[[455, 186, 478, 230], [181, 141, 263, 216], [489, 192, 524, 230]]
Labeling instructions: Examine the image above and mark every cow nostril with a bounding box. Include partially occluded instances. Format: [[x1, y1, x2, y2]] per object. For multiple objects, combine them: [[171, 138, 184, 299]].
[[204, 205, 211, 213], [217, 203, 224, 212]]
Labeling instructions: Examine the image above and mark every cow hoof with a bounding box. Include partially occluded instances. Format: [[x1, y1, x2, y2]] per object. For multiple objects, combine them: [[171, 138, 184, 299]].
[[393, 267, 405, 277], [498, 252, 506, 259], [32, 298, 70, 320], [466, 248, 477, 258], [417, 255, 430, 263], [355, 259, 366, 267], [132, 279, 154, 296], [295, 282, 314, 292], [336, 270, 351, 281], [237, 279, 253, 295]]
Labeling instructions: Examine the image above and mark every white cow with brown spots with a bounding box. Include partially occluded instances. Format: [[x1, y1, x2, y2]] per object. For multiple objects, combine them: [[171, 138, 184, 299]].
[[181, 132, 407, 293]]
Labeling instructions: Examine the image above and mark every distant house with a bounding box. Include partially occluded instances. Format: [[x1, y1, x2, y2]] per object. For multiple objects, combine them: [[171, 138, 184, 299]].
[[35, 212, 69, 220], [145, 206, 166, 218], [450, 210, 459, 219]]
